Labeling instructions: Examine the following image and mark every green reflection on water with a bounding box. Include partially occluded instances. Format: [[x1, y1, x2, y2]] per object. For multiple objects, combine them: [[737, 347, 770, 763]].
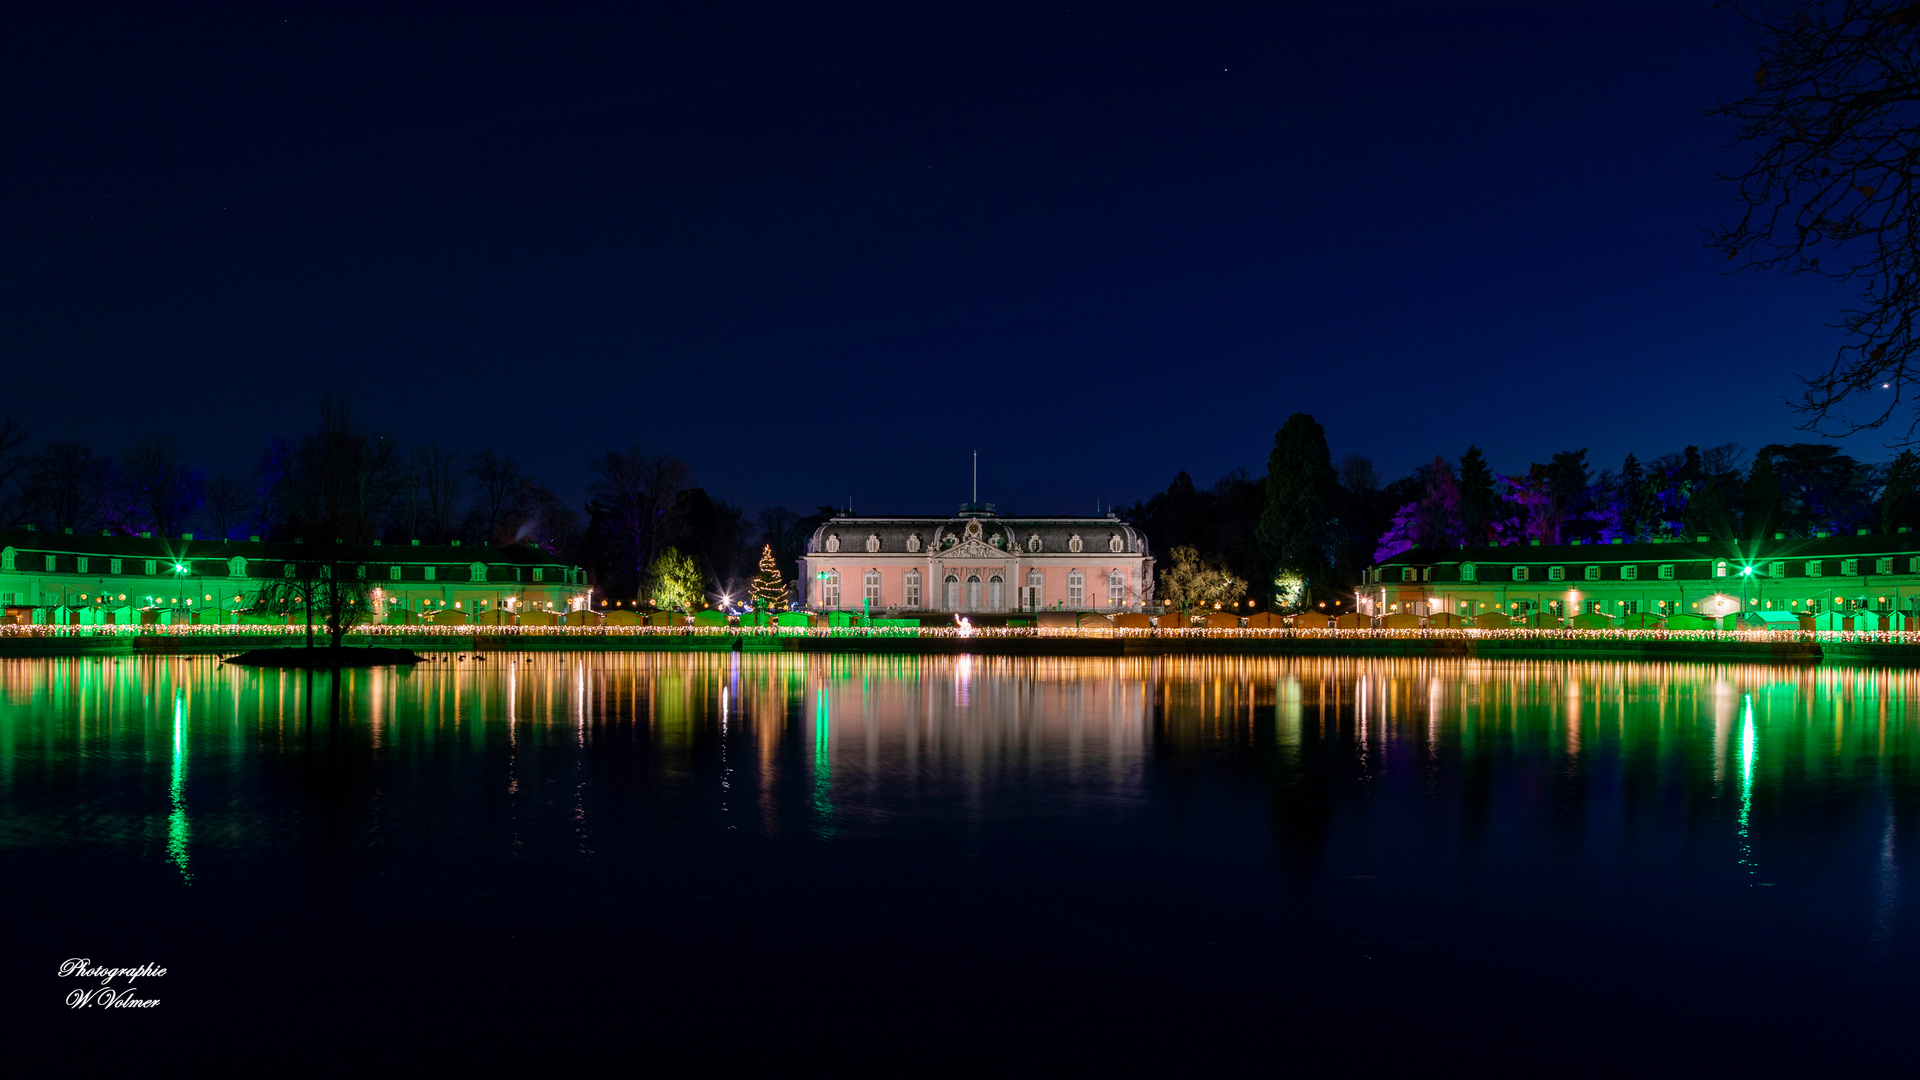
[[168, 688, 190, 883], [1737, 693, 1757, 880], [813, 686, 835, 837]]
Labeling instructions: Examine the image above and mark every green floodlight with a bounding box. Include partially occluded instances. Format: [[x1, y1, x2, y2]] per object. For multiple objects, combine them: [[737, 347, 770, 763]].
[[173, 563, 187, 574], [1741, 566, 1753, 576]]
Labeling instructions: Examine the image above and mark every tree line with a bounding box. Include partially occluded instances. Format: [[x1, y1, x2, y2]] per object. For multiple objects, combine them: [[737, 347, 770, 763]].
[[0, 400, 843, 610], [1125, 413, 1919, 610]]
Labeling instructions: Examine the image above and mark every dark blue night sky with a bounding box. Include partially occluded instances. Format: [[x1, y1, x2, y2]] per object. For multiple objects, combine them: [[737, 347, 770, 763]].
[[0, 1, 1881, 515]]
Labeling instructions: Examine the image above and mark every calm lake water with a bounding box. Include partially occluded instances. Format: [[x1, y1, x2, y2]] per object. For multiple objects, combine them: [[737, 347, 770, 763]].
[[4, 652, 1917, 1071]]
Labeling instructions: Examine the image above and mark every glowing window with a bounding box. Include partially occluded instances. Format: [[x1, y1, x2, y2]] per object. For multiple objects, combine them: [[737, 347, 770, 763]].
[[822, 570, 840, 608], [1068, 571, 1085, 607], [1548, 566, 1564, 582], [1658, 564, 1675, 580], [863, 570, 881, 607], [1584, 565, 1600, 581], [1107, 571, 1125, 605], [904, 570, 921, 608]]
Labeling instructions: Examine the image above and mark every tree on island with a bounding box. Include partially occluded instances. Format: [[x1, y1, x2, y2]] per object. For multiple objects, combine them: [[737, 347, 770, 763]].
[[1713, 0, 1920, 439], [262, 397, 402, 648], [647, 545, 703, 613], [748, 544, 788, 612]]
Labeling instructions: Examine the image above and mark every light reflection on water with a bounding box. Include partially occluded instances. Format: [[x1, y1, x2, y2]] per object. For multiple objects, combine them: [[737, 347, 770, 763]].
[[4, 653, 1919, 1067]]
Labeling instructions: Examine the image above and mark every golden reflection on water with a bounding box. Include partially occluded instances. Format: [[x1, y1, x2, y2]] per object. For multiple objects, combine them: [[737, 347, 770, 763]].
[[3, 653, 1919, 864]]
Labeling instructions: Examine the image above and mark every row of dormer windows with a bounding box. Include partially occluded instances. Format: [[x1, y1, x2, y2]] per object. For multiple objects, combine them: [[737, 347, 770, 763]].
[[1384, 556, 1920, 583]]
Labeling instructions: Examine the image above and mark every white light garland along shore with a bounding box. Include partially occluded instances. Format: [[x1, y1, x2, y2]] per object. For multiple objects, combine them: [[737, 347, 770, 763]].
[[0, 624, 1911, 645]]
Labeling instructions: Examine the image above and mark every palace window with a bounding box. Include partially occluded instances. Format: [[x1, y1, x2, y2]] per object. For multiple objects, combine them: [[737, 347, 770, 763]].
[[1548, 566, 1564, 582], [1623, 565, 1638, 581], [110, 558, 121, 574], [1769, 561, 1785, 578], [989, 575, 1004, 610], [1460, 563, 1476, 582], [1028, 534, 1041, 552], [1512, 566, 1529, 582], [822, 570, 841, 608], [1715, 561, 1728, 578], [77, 557, 88, 573], [425, 567, 437, 582], [1068, 534, 1083, 553], [532, 568, 543, 582], [1658, 564, 1675, 580], [1068, 571, 1085, 607], [1842, 558, 1859, 576], [864, 570, 881, 608], [1401, 568, 1415, 582], [1807, 560, 1823, 577], [1024, 570, 1043, 610], [866, 534, 880, 553], [944, 575, 959, 609], [283, 563, 295, 579], [825, 534, 840, 553], [1107, 571, 1125, 606], [1878, 557, 1894, 574], [1109, 534, 1124, 553], [45, 555, 56, 572], [145, 560, 158, 575], [904, 570, 921, 607], [1584, 565, 1600, 581], [391, 566, 402, 581], [1910, 557, 1920, 573], [906, 534, 921, 553]]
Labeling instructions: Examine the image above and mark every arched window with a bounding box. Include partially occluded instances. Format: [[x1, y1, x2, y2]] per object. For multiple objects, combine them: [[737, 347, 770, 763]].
[[822, 569, 840, 608], [1107, 570, 1125, 606], [944, 574, 959, 610], [1109, 534, 1123, 553], [1024, 570, 1043, 610], [906, 534, 921, 553], [863, 569, 881, 607], [866, 534, 880, 553], [1068, 534, 1083, 553], [989, 574, 1004, 610], [1028, 534, 1041, 552], [1067, 570, 1085, 607], [825, 534, 840, 553], [1461, 562, 1476, 582], [904, 570, 922, 607], [966, 575, 982, 611]]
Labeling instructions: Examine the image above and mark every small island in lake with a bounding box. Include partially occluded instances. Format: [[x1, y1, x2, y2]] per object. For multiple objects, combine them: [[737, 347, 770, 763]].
[[223, 647, 425, 668]]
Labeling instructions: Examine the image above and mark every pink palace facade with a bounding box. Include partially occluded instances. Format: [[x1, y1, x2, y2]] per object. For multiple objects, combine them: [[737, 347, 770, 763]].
[[797, 505, 1154, 614]]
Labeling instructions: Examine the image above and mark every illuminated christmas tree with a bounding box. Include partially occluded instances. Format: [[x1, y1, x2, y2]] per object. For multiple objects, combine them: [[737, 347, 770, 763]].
[[749, 544, 787, 611]]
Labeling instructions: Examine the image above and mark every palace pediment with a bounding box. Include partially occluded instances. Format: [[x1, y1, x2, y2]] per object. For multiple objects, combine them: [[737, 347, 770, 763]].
[[934, 537, 1010, 562]]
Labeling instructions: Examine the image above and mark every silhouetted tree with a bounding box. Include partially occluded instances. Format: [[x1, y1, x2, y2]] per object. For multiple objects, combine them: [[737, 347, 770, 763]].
[[1458, 446, 1496, 545], [119, 435, 202, 537], [201, 474, 249, 540], [1883, 449, 1920, 531], [1712, 0, 1920, 438], [464, 447, 532, 544], [24, 440, 111, 531], [0, 418, 30, 529], [1256, 413, 1338, 606]]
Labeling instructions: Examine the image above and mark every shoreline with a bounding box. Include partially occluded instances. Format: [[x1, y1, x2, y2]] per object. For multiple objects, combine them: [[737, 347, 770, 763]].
[[0, 627, 1905, 665]]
